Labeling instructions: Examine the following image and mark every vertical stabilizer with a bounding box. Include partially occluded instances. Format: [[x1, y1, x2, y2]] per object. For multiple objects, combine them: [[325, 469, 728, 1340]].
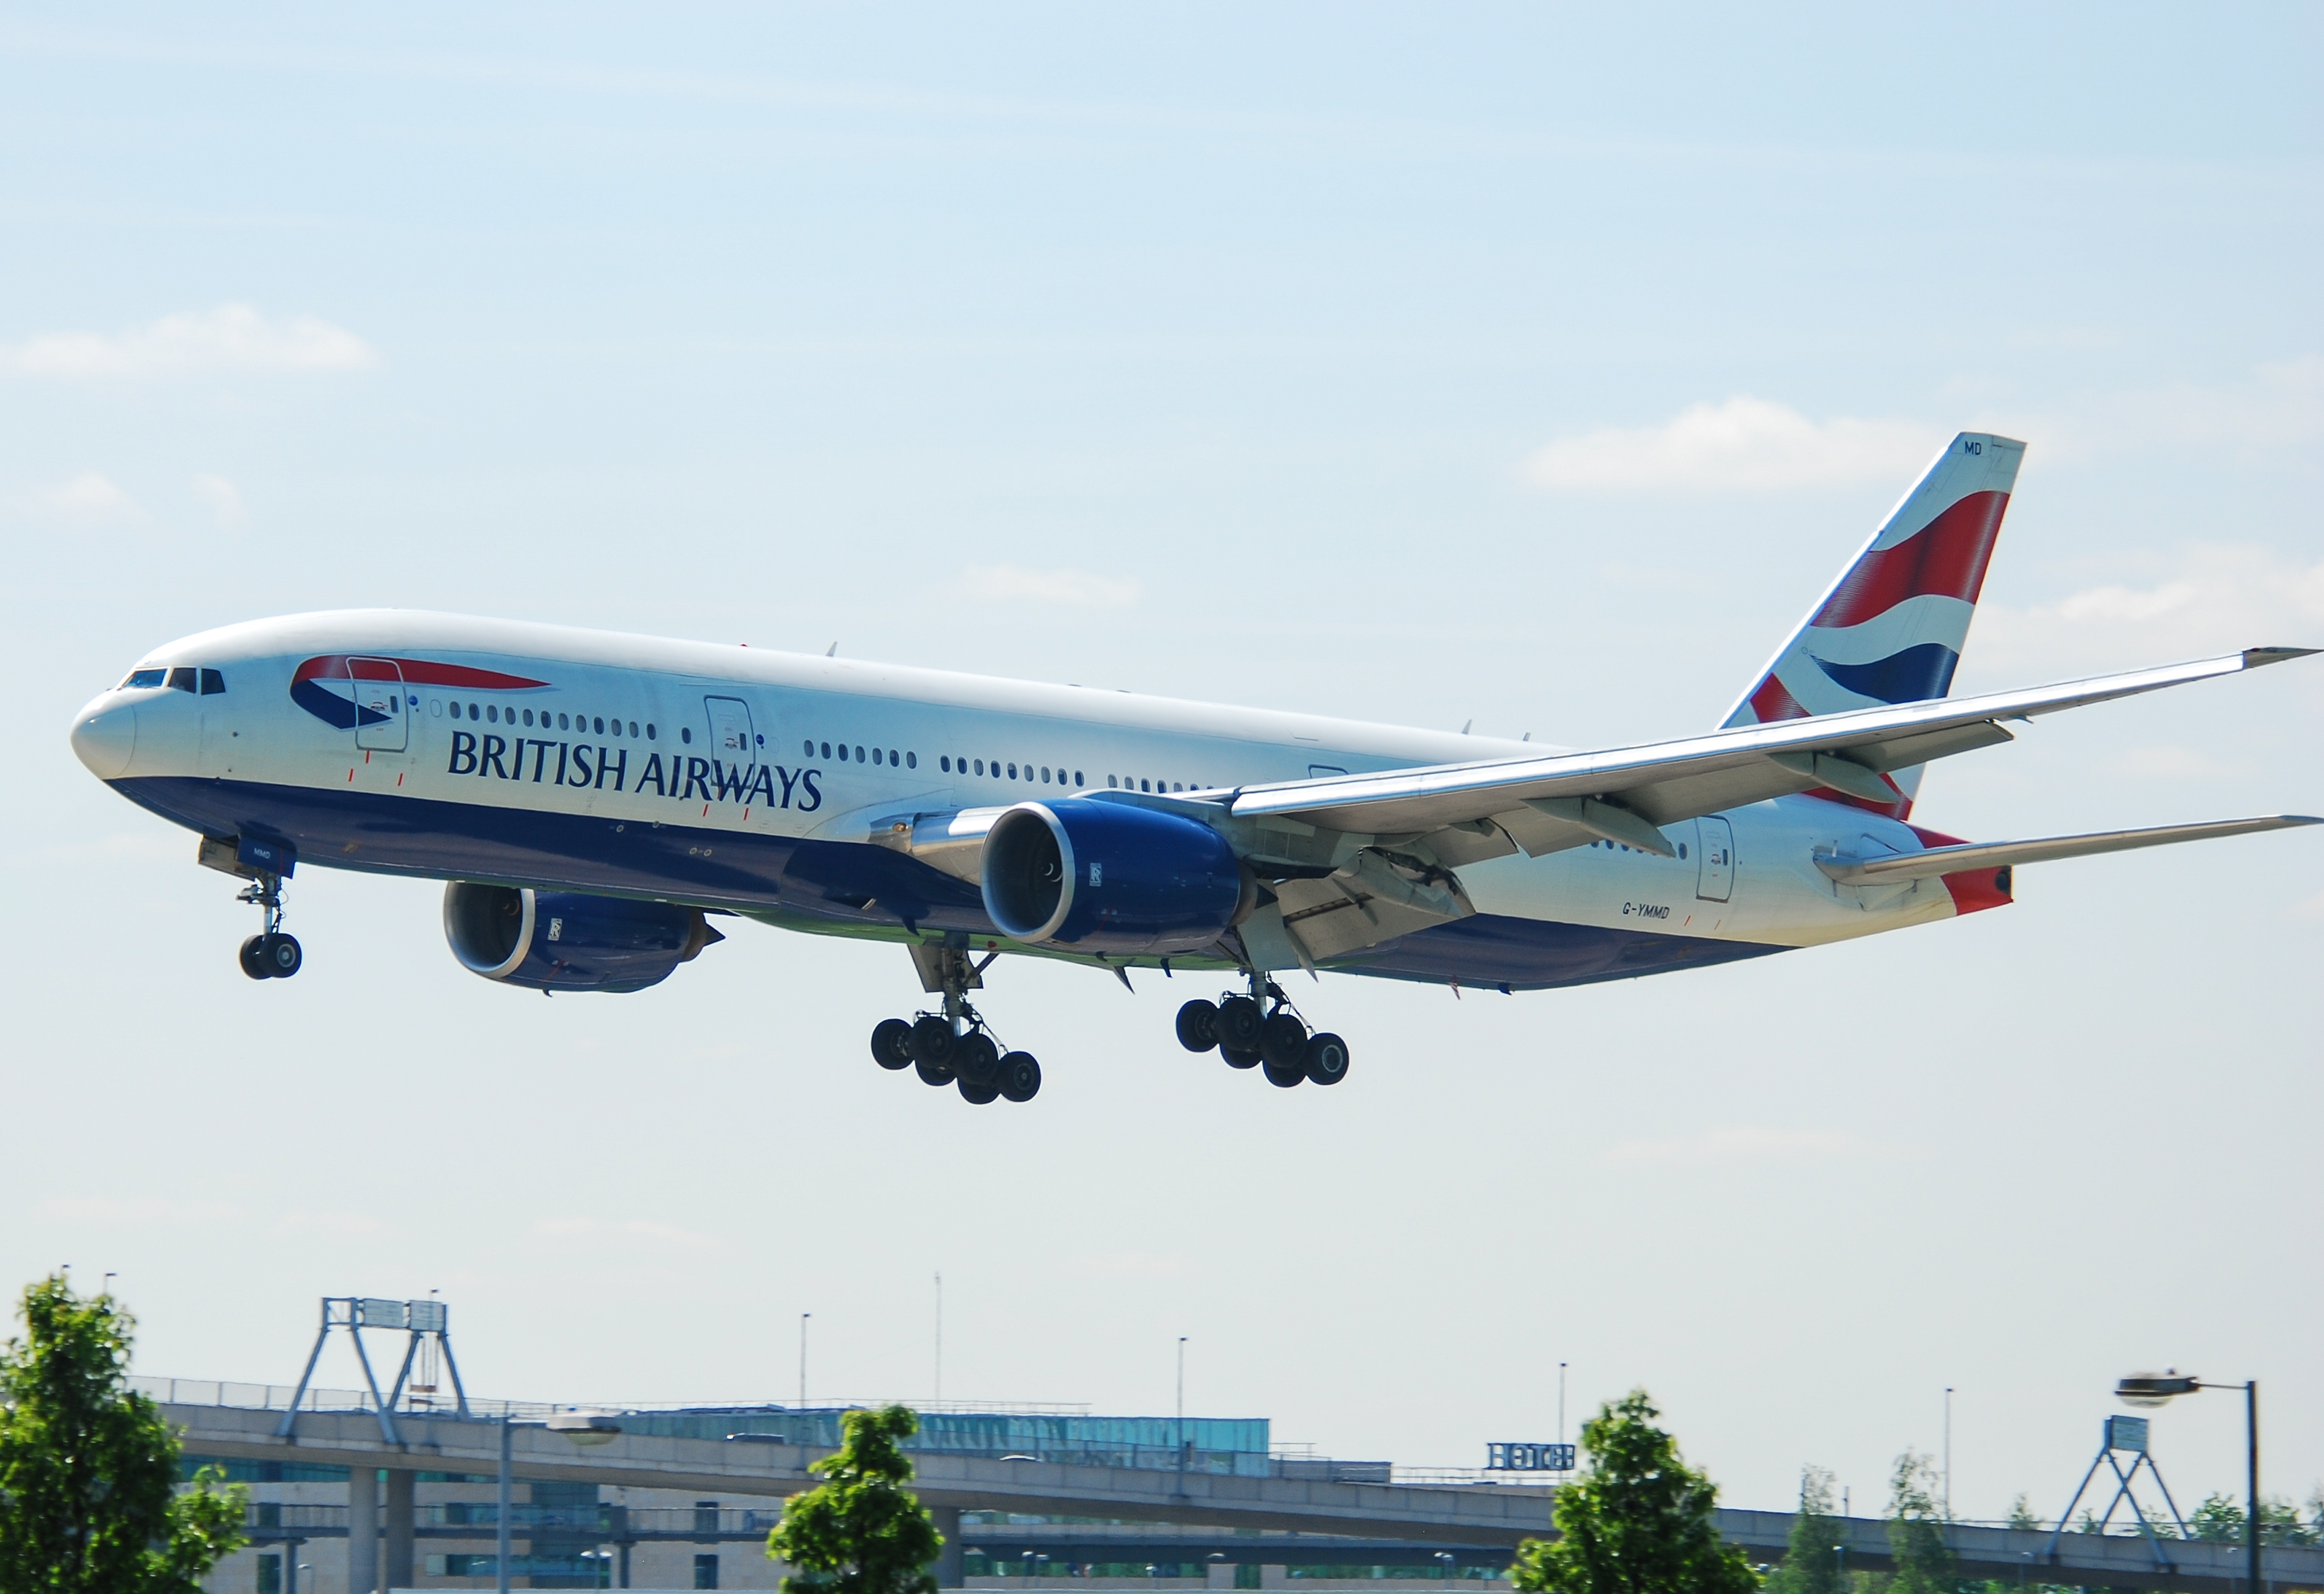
[[1721, 432, 2025, 816]]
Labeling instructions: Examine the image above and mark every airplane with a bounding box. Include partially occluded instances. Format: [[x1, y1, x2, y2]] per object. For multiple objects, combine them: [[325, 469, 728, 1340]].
[[68, 432, 2317, 1104]]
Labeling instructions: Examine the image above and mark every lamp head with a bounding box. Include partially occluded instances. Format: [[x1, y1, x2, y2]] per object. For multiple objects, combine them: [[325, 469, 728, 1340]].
[[2116, 1371, 2199, 1407], [547, 1410, 624, 1446]]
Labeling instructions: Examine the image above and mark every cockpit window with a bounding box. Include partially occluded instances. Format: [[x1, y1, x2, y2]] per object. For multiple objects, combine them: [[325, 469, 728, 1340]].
[[121, 668, 167, 689], [199, 669, 226, 695], [167, 667, 198, 692]]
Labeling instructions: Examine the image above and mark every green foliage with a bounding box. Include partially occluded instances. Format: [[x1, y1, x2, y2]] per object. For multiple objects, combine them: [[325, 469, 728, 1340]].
[[2188, 1492, 2317, 1547], [0, 1274, 247, 1594], [2005, 1494, 2042, 1531], [1882, 1450, 1953, 1594], [1507, 1390, 1758, 1594], [767, 1405, 943, 1594], [1762, 1466, 1845, 1594]]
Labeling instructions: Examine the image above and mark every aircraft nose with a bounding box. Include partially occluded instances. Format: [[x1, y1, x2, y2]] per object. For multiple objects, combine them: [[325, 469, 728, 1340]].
[[70, 697, 138, 779]]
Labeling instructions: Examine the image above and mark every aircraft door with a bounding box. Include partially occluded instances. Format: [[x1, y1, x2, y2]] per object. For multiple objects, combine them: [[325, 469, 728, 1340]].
[[704, 696, 757, 762], [351, 658, 408, 752], [1694, 815, 1734, 902]]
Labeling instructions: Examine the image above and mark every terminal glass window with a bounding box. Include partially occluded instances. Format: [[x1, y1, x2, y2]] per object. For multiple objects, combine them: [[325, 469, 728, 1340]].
[[694, 1554, 720, 1589]]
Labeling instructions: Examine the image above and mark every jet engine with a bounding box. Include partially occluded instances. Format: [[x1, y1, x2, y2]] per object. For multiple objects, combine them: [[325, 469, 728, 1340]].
[[442, 882, 722, 993], [981, 800, 1249, 955]]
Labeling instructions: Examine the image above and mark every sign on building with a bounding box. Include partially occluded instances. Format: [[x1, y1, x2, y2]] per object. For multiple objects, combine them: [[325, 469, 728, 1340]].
[[1486, 1442, 1576, 1472]]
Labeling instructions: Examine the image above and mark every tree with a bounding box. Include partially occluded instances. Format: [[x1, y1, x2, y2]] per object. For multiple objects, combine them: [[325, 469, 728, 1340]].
[[1762, 1465, 1845, 1594], [1883, 1450, 1954, 1594], [0, 1274, 247, 1593], [1508, 1390, 1758, 1594], [767, 1405, 943, 1594], [2006, 1493, 2043, 1531], [2188, 1492, 2244, 1543]]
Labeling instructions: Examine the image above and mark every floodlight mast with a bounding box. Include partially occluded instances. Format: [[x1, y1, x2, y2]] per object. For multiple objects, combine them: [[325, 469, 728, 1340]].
[[2114, 1372, 2260, 1594]]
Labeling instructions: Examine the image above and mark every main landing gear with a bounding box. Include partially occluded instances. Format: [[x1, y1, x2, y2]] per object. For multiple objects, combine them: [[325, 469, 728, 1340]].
[[235, 872, 303, 981], [869, 943, 1040, 1105], [1176, 976, 1348, 1088]]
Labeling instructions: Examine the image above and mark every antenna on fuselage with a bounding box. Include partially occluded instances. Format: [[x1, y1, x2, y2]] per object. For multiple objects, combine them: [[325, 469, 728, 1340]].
[[827, 643, 838, 657]]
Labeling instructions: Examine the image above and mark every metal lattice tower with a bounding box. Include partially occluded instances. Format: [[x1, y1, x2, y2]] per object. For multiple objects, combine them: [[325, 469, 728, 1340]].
[[276, 1296, 470, 1443]]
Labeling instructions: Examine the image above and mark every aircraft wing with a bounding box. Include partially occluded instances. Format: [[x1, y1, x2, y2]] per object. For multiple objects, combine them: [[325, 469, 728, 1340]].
[[1224, 648, 2315, 856], [1815, 815, 2322, 884]]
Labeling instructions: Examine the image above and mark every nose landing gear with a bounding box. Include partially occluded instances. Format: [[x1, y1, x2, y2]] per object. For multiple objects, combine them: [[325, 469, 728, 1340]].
[[235, 873, 302, 980], [866, 941, 1042, 1104], [1176, 976, 1349, 1088]]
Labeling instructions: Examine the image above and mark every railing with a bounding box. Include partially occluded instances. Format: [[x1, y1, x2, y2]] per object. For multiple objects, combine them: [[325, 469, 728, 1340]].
[[142, 1377, 1085, 1421]]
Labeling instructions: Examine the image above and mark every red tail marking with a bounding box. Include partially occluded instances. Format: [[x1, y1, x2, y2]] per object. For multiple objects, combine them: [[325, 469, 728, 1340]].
[[1815, 491, 2010, 629]]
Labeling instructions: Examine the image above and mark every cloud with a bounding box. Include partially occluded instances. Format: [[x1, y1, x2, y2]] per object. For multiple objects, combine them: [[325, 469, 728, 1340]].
[[1, 304, 376, 378], [1971, 545, 2324, 680], [39, 471, 142, 524], [1527, 396, 1936, 492], [1074, 1251, 1185, 1278], [272, 1210, 397, 1238], [191, 473, 246, 527], [531, 1216, 715, 1249], [961, 564, 1140, 607], [38, 1196, 243, 1225], [1601, 1125, 1886, 1167]]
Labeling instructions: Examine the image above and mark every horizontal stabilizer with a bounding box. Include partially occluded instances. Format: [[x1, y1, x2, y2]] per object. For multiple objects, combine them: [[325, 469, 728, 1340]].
[[1814, 815, 2322, 885]]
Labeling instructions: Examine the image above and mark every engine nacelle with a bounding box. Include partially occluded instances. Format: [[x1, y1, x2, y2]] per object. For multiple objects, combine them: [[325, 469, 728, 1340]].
[[442, 882, 722, 993], [981, 800, 1248, 955]]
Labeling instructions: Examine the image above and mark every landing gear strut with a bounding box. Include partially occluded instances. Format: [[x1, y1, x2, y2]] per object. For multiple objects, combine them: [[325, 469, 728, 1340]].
[[235, 873, 302, 980], [866, 941, 1041, 1104], [1176, 972, 1348, 1087]]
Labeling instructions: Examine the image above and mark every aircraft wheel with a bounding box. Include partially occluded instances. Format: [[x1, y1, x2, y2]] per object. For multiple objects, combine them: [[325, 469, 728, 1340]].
[[909, 1015, 957, 1069], [955, 1032, 1001, 1087], [870, 1018, 916, 1070], [260, 933, 303, 978], [1220, 1046, 1261, 1070], [1175, 999, 1220, 1053], [996, 1051, 1042, 1102], [1215, 995, 1263, 1053], [1259, 1012, 1308, 1069], [239, 936, 272, 981], [1261, 1058, 1305, 1088], [1303, 1032, 1350, 1086], [957, 1075, 1000, 1105]]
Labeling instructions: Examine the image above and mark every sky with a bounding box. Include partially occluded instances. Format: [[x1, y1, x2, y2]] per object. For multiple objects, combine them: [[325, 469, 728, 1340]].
[[2, 3, 2321, 1527]]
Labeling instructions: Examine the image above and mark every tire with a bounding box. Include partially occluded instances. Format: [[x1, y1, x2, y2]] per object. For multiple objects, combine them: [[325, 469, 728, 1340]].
[[914, 1055, 955, 1087], [261, 933, 303, 978], [957, 1075, 1001, 1105], [1303, 1032, 1350, 1086], [870, 1018, 916, 1070], [909, 1015, 957, 1069], [1215, 995, 1263, 1053], [239, 936, 271, 981], [996, 1051, 1042, 1102], [1175, 999, 1220, 1053], [1259, 1012, 1308, 1069], [955, 1032, 1001, 1087], [1261, 1059, 1305, 1088], [1220, 1046, 1261, 1070]]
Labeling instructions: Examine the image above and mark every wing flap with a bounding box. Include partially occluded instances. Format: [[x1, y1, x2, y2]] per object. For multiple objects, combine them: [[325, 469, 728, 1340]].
[[1816, 815, 2321, 884]]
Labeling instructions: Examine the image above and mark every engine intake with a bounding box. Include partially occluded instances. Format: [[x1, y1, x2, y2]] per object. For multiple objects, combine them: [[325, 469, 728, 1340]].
[[981, 800, 1248, 955], [442, 883, 722, 993]]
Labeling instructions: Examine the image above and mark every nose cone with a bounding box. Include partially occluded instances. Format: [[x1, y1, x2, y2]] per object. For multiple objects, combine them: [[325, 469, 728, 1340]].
[[70, 697, 138, 779]]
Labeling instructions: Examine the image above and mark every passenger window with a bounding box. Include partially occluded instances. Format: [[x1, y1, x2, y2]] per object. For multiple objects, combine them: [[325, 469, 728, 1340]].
[[808, 740, 818, 757], [871, 748, 881, 765], [647, 724, 657, 740], [974, 759, 983, 775], [1140, 779, 1150, 792], [906, 752, 916, 769], [889, 749, 899, 765], [941, 756, 951, 771], [485, 705, 498, 722], [630, 721, 639, 738], [199, 669, 227, 695], [1073, 771, 1083, 786], [121, 668, 167, 689], [1007, 763, 1017, 779], [821, 742, 832, 759], [593, 717, 605, 734], [167, 667, 197, 692], [838, 744, 849, 761], [855, 746, 865, 762]]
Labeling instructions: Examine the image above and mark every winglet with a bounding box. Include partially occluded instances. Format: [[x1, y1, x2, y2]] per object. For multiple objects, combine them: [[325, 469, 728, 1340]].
[[2242, 646, 2320, 668]]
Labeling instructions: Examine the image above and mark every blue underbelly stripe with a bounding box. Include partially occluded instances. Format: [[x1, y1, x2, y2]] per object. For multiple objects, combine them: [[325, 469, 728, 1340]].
[[110, 776, 1786, 993]]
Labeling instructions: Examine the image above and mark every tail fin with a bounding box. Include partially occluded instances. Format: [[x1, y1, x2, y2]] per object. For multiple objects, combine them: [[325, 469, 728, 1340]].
[[1720, 431, 2025, 817]]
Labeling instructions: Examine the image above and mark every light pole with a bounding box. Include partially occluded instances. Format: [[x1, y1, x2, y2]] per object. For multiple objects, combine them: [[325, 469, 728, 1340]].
[[496, 1410, 625, 1594], [1175, 1336, 1187, 1487], [1944, 1387, 1953, 1522], [2116, 1373, 2259, 1593], [800, 1313, 811, 1409]]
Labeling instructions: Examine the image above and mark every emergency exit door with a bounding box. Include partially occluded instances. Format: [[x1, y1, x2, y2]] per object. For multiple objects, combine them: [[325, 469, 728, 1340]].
[[1694, 815, 1734, 902], [350, 658, 407, 752]]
